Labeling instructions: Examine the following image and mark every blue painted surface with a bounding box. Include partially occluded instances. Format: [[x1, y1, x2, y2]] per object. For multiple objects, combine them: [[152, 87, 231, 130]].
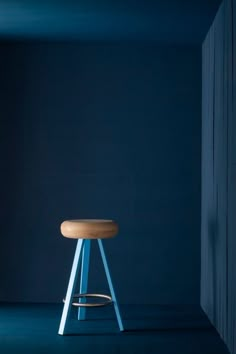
[[60, 238, 123, 333], [0, 304, 229, 353], [78, 239, 91, 320], [0, 42, 201, 305], [58, 239, 84, 335], [0, 0, 221, 42], [98, 239, 124, 331]]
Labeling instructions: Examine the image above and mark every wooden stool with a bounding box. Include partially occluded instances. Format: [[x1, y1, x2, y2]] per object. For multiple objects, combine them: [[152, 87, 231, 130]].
[[58, 219, 124, 335]]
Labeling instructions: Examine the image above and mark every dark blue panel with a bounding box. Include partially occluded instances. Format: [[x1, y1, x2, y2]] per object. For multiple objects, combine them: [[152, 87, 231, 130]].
[[0, 41, 201, 305]]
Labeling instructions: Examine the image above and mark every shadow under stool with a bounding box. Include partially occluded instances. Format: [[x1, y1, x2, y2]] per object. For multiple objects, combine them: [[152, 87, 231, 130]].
[[58, 219, 124, 335]]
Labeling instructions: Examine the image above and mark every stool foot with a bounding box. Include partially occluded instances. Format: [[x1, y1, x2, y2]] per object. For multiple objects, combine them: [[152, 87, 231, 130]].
[[58, 239, 84, 335], [98, 239, 124, 331]]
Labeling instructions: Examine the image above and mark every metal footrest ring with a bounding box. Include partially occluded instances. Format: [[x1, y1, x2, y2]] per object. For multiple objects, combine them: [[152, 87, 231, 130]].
[[63, 293, 113, 307]]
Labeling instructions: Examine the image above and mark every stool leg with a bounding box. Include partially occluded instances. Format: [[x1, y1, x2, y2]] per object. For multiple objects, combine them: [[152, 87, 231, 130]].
[[58, 239, 84, 335], [78, 239, 91, 320], [97, 239, 124, 331]]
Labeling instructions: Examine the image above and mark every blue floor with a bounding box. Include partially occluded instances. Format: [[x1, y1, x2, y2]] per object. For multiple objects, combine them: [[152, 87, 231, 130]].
[[0, 304, 229, 354]]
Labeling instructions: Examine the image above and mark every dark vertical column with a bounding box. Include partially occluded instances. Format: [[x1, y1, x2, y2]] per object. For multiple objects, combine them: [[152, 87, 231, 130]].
[[232, 1, 236, 351], [201, 1, 236, 353], [201, 11, 215, 324], [201, 26, 207, 313], [227, 0, 236, 351], [212, 5, 227, 339]]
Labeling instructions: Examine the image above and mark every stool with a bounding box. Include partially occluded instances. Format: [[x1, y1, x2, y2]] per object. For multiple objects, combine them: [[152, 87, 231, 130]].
[[58, 219, 124, 335]]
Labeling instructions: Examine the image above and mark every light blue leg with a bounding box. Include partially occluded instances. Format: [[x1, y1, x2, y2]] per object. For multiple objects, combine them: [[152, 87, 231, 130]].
[[58, 239, 84, 335], [97, 239, 124, 331], [78, 239, 91, 320]]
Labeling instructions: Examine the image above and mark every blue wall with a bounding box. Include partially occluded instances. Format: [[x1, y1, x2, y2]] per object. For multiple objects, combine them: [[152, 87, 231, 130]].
[[0, 41, 201, 304]]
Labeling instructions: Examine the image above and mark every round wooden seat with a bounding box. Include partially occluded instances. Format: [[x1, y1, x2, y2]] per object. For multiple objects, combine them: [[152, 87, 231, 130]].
[[60, 219, 118, 239]]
